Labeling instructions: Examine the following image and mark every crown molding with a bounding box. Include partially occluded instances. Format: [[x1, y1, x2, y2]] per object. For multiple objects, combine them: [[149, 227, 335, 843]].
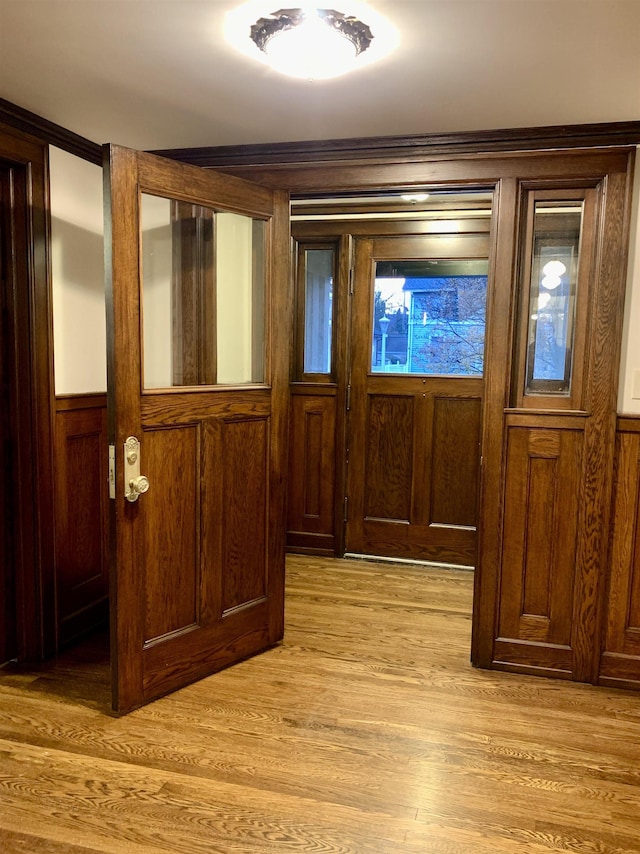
[[1, 98, 637, 172], [154, 121, 640, 169], [0, 98, 102, 165]]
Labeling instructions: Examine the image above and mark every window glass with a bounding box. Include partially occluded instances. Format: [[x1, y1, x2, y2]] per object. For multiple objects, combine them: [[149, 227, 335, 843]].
[[140, 193, 266, 389], [525, 202, 583, 395], [303, 248, 334, 374], [371, 259, 488, 375]]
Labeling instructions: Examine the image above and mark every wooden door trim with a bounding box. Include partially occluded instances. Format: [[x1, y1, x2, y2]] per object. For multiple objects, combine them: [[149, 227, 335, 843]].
[[215, 144, 632, 685], [154, 121, 640, 168], [0, 126, 56, 661]]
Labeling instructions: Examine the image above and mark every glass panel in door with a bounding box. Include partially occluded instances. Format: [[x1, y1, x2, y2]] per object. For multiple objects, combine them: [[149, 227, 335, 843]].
[[140, 193, 266, 390], [372, 259, 488, 375]]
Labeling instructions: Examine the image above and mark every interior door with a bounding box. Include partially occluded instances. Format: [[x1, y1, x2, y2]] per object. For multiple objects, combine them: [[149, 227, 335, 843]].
[[104, 145, 290, 713], [346, 235, 490, 566]]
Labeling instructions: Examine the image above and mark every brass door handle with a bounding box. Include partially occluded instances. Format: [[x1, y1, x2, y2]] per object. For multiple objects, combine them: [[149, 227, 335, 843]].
[[124, 436, 150, 503], [127, 475, 150, 500]]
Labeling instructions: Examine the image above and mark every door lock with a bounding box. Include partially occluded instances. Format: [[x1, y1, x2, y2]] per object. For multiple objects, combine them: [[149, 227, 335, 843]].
[[124, 436, 150, 503]]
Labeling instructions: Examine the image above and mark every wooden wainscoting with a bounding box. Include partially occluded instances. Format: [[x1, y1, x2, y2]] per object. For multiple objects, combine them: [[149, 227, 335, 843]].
[[54, 394, 109, 647], [600, 415, 640, 690], [494, 414, 586, 678], [287, 384, 337, 554]]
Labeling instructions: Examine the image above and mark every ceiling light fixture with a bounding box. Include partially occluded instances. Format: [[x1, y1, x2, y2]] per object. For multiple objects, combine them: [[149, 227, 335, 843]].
[[249, 7, 374, 79]]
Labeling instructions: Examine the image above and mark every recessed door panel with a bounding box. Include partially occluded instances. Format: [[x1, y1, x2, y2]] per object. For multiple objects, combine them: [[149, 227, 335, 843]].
[[430, 396, 481, 528], [218, 416, 269, 613], [365, 394, 414, 522], [142, 425, 199, 643]]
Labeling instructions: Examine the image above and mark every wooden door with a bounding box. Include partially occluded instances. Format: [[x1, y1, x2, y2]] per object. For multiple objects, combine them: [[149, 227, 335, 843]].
[[346, 234, 490, 566], [104, 145, 290, 713]]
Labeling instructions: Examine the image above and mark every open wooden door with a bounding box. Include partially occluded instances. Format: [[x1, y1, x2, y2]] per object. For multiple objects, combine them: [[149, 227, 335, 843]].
[[104, 145, 290, 713]]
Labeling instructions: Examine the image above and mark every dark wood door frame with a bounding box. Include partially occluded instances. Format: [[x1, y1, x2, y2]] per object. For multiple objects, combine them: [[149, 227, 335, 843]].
[[210, 147, 633, 684], [0, 127, 56, 663]]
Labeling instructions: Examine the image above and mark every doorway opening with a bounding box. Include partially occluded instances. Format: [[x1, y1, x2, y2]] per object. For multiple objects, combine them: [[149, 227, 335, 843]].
[[287, 188, 494, 567]]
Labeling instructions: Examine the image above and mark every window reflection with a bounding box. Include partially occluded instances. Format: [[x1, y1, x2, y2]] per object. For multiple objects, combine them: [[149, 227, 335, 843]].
[[303, 248, 334, 374], [525, 203, 583, 395], [140, 193, 266, 390], [371, 260, 488, 376]]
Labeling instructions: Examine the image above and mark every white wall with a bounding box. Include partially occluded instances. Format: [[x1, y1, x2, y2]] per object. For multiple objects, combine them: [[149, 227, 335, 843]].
[[618, 147, 640, 413], [216, 212, 257, 384], [49, 146, 106, 395], [140, 195, 173, 389]]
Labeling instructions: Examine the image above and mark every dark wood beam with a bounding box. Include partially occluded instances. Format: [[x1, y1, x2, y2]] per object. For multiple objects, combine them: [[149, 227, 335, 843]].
[[154, 121, 640, 169]]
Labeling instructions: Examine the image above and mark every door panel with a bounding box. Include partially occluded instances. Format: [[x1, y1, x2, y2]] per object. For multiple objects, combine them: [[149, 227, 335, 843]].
[[104, 145, 289, 712], [495, 422, 584, 676], [346, 236, 489, 566], [430, 396, 481, 527], [287, 391, 337, 551]]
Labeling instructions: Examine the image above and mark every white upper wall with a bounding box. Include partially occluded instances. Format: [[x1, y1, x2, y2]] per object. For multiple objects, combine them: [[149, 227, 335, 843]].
[[49, 145, 106, 395]]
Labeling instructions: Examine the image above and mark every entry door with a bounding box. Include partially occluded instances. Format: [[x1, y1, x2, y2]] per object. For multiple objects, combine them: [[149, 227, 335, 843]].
[[104, 145, 289, 713], [346, 235, 490, 566]]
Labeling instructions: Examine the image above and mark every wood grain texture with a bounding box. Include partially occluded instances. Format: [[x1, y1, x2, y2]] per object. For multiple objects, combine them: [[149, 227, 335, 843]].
[[600, 422, 640, 688], [3, 555, 640, 853], [364, 394, 414, 522], [142, 425, 199, 642], [287, 392, 337, 550], [219, 417, 268, 613], [0, 127, 56, 661], [104, 146, 288, 712], [347, 235, 485, 566], [430, 396, 481, 527], [498, 425, 583, 668], [54, 400, 109, 647]]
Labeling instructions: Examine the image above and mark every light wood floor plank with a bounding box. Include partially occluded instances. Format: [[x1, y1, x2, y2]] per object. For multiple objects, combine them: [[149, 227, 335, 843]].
[[1, 556, 640, 853]]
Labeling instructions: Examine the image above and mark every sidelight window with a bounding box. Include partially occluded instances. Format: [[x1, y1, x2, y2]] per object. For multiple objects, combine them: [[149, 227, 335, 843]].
[[295, 243, 336, 380], [524, 202, 583, 395], [514, 189, 596, 410]]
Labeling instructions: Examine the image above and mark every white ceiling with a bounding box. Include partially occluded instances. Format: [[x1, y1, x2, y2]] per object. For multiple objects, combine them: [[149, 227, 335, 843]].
[[1, 0, 639, 151]]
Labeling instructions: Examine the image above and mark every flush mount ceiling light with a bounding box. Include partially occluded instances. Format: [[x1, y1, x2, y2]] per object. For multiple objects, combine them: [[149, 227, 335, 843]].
[[225, 2, 397, 81], [250, 7, 373, 79]]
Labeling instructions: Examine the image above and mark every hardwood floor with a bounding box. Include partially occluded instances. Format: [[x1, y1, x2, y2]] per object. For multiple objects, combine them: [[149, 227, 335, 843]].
[[2, 555, 640, 853]]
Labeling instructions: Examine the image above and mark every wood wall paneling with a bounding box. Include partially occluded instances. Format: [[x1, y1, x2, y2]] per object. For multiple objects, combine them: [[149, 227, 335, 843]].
[[600, 419, 640, 689], [494, 423, 583, 678], [287, 390, 337, 554], [54, 396, 109, 647], [1, 101, 635, 694]]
